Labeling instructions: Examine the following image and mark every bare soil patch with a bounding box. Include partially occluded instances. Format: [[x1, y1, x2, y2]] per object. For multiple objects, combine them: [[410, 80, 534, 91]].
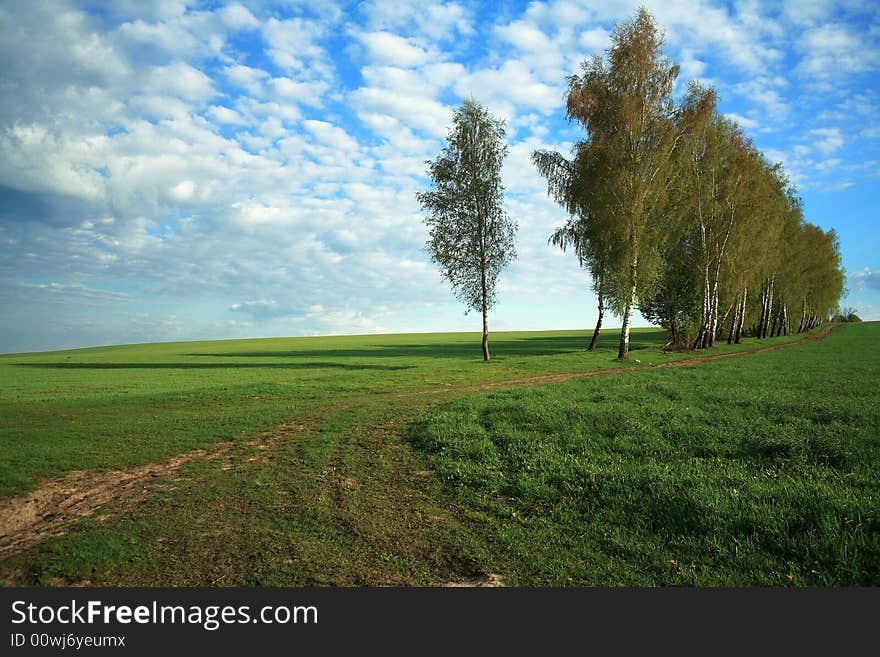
[[445, 573, 505, 587]]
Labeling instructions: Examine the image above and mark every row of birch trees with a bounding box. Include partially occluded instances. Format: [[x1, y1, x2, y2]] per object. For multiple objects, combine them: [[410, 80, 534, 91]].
[[418, 8, 845, 361], [533, 8, 845, 358]]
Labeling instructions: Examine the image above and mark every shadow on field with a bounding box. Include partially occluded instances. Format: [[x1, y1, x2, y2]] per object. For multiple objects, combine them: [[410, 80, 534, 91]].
[[184, 331, 661, 360], [15, 361, 412, 371]]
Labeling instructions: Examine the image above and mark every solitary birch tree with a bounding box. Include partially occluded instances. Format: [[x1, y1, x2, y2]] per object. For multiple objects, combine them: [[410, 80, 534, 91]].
[[417, 99, 516, 361]]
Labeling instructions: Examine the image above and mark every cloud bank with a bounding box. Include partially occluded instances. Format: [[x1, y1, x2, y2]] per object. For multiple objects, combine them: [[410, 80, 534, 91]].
[[1, 0, 878, 352]]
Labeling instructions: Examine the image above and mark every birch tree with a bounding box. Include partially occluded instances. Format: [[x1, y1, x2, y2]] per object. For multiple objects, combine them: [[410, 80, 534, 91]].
[[564, 8, 714, 359], [685, 116, 763, 348], [417, 99, 516, 361], [718, 156, 783, 344], [534, 143, 615, 351]]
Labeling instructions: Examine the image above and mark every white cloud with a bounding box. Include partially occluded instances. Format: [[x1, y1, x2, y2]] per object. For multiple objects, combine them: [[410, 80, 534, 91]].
[[15, 281, 129, 304], [218, 4, 259, 31], [269, 77, 328, 106], [358, 0, 475, 41], [648, 0, 785, 74], [815, 158, 843, 173], [724, 112, 759, 130], [496, 21, 554, 52], [849, 267, 880, 291], [0, 123, 108, 201], [147, 62, 215, 103], [351, 85, 451, 138], [780, 0, 835, 27], [455, 60, 561, 115], [822, 180, 855, 192], [302, 120, 360, 152], [810, 128, 845, 155], [262, 16, 333, 78], [0, 0, 877, 352], [356, 31, 433, 67], [796, 23, 880, 79], [731, 79, 789, 121], [576, 27, 609, 52], [169, 179, 195, 201], [224, 64, 270, 95], [229, 299, 283, 318], [207, 105, 244, 125]]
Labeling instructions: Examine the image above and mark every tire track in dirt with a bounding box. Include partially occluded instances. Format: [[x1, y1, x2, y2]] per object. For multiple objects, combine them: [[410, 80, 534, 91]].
[[0, 422, 310, 560], [0, 326, 833, 562]]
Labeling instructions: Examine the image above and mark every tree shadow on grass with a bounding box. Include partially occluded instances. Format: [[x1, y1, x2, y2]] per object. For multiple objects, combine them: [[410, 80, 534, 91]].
[[183, 330, 664, 361], [16, 361, 412, 371]]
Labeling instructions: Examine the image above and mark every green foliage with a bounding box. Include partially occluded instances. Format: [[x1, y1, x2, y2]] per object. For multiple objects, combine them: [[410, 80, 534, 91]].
[[834, 306, 862, 323], [539, 9, 845, 350], [417, 99, 516, 317], [639, 231, 702, 349], [538, 8, 714, 357]]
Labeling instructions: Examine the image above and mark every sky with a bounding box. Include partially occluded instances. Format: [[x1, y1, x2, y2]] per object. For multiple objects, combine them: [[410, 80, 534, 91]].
[[1, 0, 878, 353]]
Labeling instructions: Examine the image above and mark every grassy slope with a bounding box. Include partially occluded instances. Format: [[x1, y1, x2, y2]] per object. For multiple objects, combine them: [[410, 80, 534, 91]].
[[0, 326, 808, 498], [1, 323, 874, 586], [411, 322, 880, 585]]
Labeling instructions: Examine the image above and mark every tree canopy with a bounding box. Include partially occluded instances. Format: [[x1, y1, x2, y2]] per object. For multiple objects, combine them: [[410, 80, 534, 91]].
[[535, 8, 844, 354], [421, 9, 845, 361]]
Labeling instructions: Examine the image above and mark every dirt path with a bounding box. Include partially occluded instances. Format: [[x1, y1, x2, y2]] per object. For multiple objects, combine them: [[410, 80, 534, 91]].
[[410, 324, 835, 396], [0, 422, 310, 560], [0, 326, 832, 562]]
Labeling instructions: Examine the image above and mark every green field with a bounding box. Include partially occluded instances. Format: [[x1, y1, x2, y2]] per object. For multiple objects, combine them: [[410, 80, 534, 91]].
[[1, 323, 877, 585]]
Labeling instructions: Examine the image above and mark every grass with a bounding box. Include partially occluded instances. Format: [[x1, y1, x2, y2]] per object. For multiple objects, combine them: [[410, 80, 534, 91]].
[[1, 323, 875, 586], [0, 326, 802, 498], [409, 322, 880, 585]]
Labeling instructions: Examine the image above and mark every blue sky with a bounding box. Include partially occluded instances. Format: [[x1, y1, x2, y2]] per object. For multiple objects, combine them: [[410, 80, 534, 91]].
[[1, 0, 878, 353]]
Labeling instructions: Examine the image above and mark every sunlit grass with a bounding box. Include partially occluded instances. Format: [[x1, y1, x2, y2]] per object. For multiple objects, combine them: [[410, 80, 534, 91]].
[[2, 323, 871, 587], [409, 322, 880, 585], [0, 325, 800, 497]]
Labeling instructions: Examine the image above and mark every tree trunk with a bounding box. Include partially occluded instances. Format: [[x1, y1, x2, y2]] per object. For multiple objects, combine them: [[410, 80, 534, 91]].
[[588, 290, 604, 351], [770, 305, 778, 337], [727, 300, 740, 344], [762, 283, 770, 338], [707, 286, 717, 348], [760, 279, 774, 339], [481, 256, 490, 362], [696, 262, 711, 349], [718, 302, 733, 342], [618, 258, 638, 360], [757, 287, 767, 340], [706, 248, 726, 348], [735, 287, 747, 344]]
